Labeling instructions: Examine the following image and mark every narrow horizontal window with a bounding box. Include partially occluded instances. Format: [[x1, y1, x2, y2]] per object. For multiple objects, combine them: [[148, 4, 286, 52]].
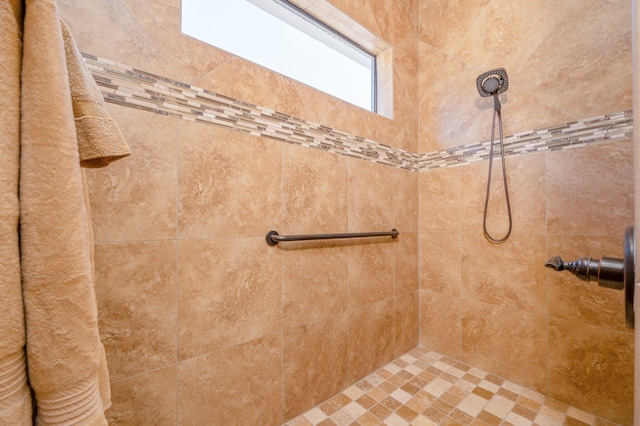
[[182, 0, 377, 111]]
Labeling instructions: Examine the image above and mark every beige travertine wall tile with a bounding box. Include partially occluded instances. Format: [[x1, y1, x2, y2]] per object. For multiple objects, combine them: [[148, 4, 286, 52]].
[[106, 365, 177, 425], [419, 231, 461, 296], [282, 144, 348, 235], [418, 0, 491, 54], [86, 106, 177, 242], [395, 232, 418, 296], [94, 241, 176, 381], [461, 233, 546, 314], [516, 0, 631, 117], [348, 242, 394, 309], [418, 45, 490, 151], [418, 166, 460, 232], [177, 121, 282, 239], [419, 291, 461, 359], [547, 140, 633, 237], [394, 291, 419, 357], [282, 243, 348, 328], [454, 0, 575, 76], [589, 78, 633, 117], [367, 0, 417, 44], [57, 0, 178, 79], [348, 158, 394, 232], [459, 152, 546, 235], [348, 298, 395, 383], [547, 234, 628, 332], [283, 314, 349, 420], [192, 57, 311, 122], [461, 299, 547, 393], [117, 0, 232, 83], [393, 168, 419, 233], [177, 334, 283, 425], [177, 238, 281, 360], [548, 318, 633, 425], [492, 87, 574, 140]]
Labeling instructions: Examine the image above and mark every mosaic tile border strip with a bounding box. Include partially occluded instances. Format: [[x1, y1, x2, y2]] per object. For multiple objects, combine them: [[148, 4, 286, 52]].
[[81, 53, 417, 171], [418, 111, 633, 170], [82, 53, 633, 173]]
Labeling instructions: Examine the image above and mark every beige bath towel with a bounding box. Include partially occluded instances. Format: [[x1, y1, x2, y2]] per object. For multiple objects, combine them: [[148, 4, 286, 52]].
[[60, 21, 130, 168], [17, 0, 129, 424], [0, 0, 33, 424]]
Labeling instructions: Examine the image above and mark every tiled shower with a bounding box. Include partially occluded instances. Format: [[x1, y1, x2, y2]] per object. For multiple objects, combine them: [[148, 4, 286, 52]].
[[57, 0, 634, 424]]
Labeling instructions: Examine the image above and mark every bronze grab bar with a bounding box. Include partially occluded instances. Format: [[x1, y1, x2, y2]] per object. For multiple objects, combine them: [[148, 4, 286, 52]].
[[266, 229, 399, 246]]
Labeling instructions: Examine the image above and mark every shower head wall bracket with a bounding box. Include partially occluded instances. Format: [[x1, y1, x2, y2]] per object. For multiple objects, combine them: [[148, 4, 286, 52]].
[[477, 68, 509, 97]]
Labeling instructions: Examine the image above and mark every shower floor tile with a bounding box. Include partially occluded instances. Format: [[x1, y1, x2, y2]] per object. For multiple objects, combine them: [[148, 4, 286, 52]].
[[282, 348, 620, 426]]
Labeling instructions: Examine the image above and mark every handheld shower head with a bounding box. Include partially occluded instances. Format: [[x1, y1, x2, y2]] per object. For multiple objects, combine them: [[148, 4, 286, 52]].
[[476, 68, 508, 97]]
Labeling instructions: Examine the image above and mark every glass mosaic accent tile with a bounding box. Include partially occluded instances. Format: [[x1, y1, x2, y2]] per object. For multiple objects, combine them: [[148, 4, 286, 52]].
[[82, 52, 633, 174], [283, 348, 620, 426]]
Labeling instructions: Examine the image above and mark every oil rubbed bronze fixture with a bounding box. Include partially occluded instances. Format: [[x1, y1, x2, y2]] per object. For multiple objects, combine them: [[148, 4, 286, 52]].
[[265, 229, 399, 246], [545, 226, 635, 329], [476, 68, 512, 244]]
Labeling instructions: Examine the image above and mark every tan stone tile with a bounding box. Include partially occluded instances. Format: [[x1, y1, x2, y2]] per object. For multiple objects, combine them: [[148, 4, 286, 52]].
[[379, 396, 402, 411], [356, 411, 381, 426], [348, 158, 394, 232], [548, 318, 633, 425], [356, 394, 377, 410], [85, 106, 177, 242], [546, 140, 633, 237], [461, 233, 546, 314], [193, 57, 310, 122], [393, 167, 418, 233], [106, 365, 176, 425], [178, 121, 282, 238], [177, 121, 282, 239], [419, 231, 461, 296], [418, 45, 491, 150], [283, 314, 349, 419], [282, 244, 348, 327], [516, 1, 630, 117], [394, 291, 419, 357], [419, 291, 461, 359], [58, 0, 178, 79], [116, 0, 231, 82], [177, 238, 281, 359], [457, 0, 574, 73], [418, 0, 490, 53], [348, 243, 394, 309], [176, 334, 282, 425], [370, 403, 392, 420], [395, 232, 419, 296], [349, 299, 395, 383], [418, 166, 460, 232], [461, 299, 547, 393], [459, 153, 546, 236], [321, 400, 342, 416], [367, 387, 388, 402], [396, 405, 419, 422], [95, 241, 176, 381], [449, 408, 474, 425], [282, 144, 348, 235]]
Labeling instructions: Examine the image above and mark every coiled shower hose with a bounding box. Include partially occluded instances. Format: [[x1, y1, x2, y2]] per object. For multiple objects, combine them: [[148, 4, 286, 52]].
[[483, 97, 512, 244]]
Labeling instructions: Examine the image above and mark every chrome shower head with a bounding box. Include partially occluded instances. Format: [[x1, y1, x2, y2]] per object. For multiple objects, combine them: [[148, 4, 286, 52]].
[[476, 68, 508, 97]]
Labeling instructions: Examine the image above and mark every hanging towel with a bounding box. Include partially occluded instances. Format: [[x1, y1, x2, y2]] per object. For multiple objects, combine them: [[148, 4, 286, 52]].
[[60, 21, 130, 168], [0, 0, 33, 424], [0, 0, 131, 423]]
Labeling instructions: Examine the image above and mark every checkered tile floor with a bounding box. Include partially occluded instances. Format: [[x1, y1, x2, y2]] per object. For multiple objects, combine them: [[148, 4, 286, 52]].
[[283, 347, 619, 426]]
